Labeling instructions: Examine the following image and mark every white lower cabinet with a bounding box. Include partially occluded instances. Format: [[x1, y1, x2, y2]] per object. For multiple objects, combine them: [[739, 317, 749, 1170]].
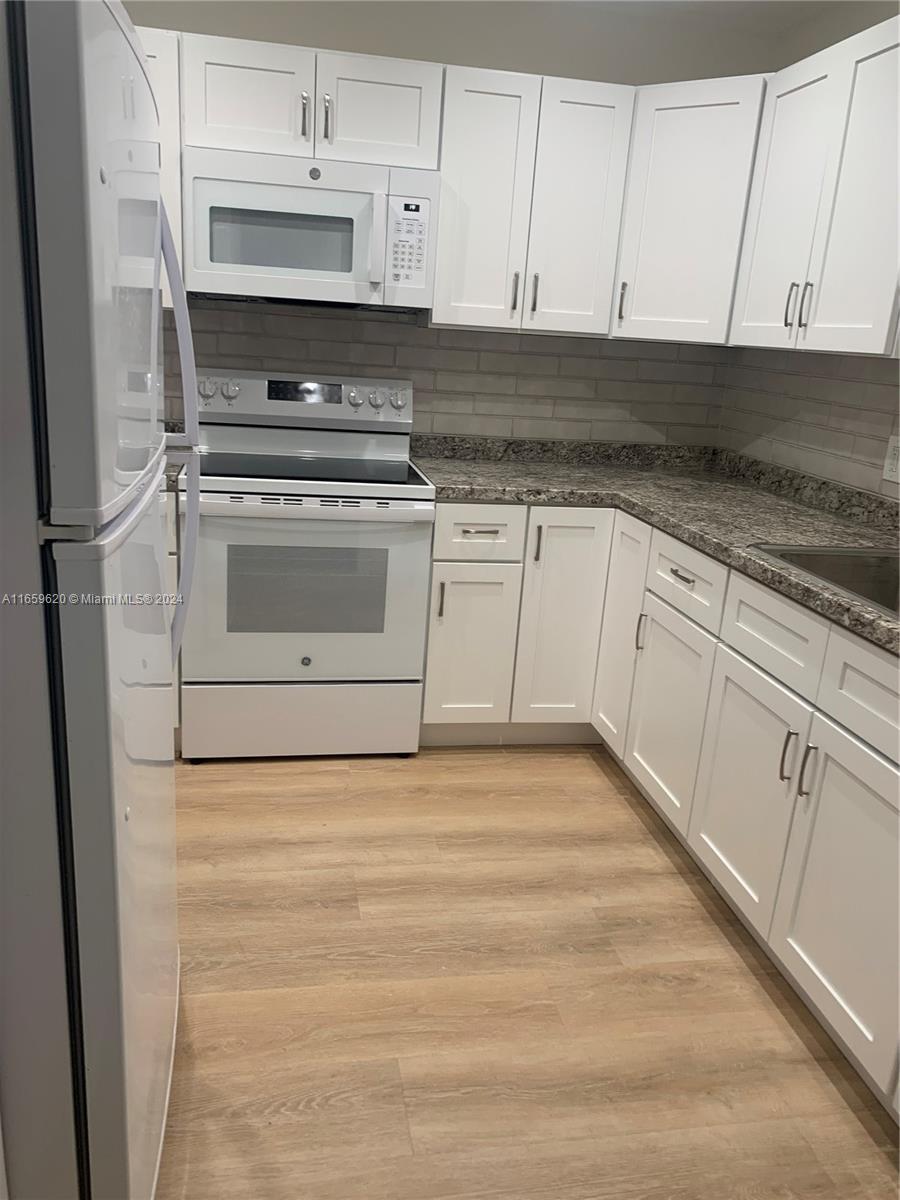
[[689, 646, 814, 937], [511, 508, 613, 722], [624, 592, 716, 835], [591, 512, 651, 757], [769, 713, 899, 1093], [423, 562, 522, 724]]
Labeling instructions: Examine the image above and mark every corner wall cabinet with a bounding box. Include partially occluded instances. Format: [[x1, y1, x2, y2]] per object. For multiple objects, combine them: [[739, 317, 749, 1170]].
[[730, 17, 899, 353], [612, 74, 765, 344]]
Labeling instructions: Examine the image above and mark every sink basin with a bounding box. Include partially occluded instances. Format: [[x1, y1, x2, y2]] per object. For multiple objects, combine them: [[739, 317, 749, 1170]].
[[754, 545, 899, 616]]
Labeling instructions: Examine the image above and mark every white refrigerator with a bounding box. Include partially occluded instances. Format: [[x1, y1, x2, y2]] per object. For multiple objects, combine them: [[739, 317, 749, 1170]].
[[1, 3, 199, 1197]]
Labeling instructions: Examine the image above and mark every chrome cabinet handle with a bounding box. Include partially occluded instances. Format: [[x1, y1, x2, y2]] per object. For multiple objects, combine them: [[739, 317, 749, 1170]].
[[783, 281, 800, 329], [634, 612, 647, 651], [618, 281, 627, 321], [437, 580, 446, 618], [531, 273, 540, 314], [511, 271, 520, 313], [461, 527, 500, 536], [798, 281, 813, 329], [778, 729, 798, 782], [669, 566, 696, 588], [533, 524, 543, 563], [798, 743, 818, 798], [323, 92, 332, 140], [299, 91, 310, 138]]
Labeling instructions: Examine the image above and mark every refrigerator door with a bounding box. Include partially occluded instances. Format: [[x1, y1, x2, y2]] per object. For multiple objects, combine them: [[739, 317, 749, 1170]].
[[53, 459, 178, 1200], [25, 1, 165, 528]]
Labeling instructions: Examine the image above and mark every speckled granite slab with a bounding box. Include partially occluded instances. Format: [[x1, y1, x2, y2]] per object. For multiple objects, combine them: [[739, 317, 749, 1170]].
[[416, 457, 900, 655]]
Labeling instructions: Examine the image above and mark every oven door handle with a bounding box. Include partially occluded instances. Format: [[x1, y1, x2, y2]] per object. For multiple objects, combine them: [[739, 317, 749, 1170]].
[[369, 191, 387, 287], [198, 496, 436, 523]]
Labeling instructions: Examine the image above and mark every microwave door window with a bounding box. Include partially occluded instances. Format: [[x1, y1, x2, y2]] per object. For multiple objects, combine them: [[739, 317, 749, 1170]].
[[210, 207, 354, 274], [226, 544, 388, 634]]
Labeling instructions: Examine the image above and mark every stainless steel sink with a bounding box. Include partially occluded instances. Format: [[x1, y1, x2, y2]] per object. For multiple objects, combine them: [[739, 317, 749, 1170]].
[[754, 545, 899, 616]]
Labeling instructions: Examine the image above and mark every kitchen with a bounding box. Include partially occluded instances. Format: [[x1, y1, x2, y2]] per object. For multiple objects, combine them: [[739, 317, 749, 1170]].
[[1, 1, 898, 1197]]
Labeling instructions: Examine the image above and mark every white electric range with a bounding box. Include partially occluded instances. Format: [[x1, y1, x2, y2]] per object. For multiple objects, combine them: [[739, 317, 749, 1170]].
[[179, 371, 435, 758]]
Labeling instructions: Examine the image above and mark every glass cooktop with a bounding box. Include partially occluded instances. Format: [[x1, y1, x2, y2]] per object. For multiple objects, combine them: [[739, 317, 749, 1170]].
[[198, 450, 424, 486]]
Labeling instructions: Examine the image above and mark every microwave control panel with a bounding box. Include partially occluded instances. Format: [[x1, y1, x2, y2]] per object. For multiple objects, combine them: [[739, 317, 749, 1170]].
[[388, 196, 430, 287]]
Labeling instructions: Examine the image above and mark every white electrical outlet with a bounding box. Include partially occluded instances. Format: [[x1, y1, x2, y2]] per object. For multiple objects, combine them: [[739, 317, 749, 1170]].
[[883, 435, 900, 483]]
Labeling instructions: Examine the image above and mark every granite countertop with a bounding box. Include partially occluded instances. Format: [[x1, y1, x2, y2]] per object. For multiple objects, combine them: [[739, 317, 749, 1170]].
[[416, 457, 899, 655]]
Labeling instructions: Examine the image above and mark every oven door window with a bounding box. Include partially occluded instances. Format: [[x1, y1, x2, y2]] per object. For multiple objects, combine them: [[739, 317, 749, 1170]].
[[182, 512, 432, 683], [226, 544, 387, 633], [210, 207, 354, 274]]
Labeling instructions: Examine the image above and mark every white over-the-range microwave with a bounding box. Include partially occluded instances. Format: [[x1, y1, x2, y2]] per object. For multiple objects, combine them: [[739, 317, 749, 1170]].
[[182, 148, 439, 307]]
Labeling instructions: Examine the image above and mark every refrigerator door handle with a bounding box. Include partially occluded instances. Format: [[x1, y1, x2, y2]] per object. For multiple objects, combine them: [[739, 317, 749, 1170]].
[[170, 447, 199, 664], [160, 200, 199, 451]]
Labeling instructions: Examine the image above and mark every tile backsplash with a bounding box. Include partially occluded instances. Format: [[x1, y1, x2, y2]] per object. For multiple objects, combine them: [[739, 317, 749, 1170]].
[[165, 298, 899, 499]]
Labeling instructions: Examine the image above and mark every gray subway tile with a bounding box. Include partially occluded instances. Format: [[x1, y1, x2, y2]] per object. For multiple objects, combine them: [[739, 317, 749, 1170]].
[[517, 376, 596, 399], [396, 346, 479, 371], [435, 372, 516, 395], [830, 405, 894, 438], [479, 351, 559, 375], [432, 413, 512, 437], [560, 357, 639, 380], [638, 361, 716, 385], [512, 417, 591, 440], [437, 328, 521, 352]]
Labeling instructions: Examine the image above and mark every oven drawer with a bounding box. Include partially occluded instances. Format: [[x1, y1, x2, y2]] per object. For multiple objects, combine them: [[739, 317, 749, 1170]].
[[433, 504, 527, 561], [182, 498, 434, 683]]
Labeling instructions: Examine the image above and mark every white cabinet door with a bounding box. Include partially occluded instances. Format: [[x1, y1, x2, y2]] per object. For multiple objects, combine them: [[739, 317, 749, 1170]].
[[314, 51, 442, 168], [181, 34, 316, 156], [432, 66, 541, 328], [729, 48, 844, 348], [423, 562, 522, 724], [512, 508, 613, 723], [613, 75, 765, 344], [625, 593, 716, 835], [689, 646, 814, 937], [801, 19, 900, 354], [523, 77, 634, 335], [591, 512, 651, 757], [769, 714, 899, 1093], [137, 27, 181, 308]]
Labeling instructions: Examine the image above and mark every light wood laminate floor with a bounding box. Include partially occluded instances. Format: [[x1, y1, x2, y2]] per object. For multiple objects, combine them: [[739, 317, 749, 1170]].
[[156, 747, 898, 1200]]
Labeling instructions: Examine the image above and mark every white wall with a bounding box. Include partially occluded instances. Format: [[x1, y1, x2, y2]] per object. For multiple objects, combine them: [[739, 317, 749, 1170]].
[[124, 0, 897, 83]]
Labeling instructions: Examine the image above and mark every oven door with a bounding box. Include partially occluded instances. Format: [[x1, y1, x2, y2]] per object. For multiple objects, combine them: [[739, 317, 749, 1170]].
[[182, 494, 434, 682], [183, 147, 388, 304]]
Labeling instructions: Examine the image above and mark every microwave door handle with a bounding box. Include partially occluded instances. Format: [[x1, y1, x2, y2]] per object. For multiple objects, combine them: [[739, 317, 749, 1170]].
[[369, 192, 387, 287], [170, 447, 200, 664], [161, 200, 199, 452]]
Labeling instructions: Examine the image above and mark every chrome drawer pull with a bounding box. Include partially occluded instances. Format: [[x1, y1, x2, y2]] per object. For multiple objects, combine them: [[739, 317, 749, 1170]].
[[669, 566, 696, 588], [798, 281, 813, 329], [323, 92, 332, 140], [533, 524, 543, 563], [461, 527, 501, 536], [778, 729, 798, 782], [783, 280, 799, 329], [634, 612, 647, 651], [531, 273, 540, 314], [299, 91, 310, 138], [437, 580, 446, 618], [617, 280, 627, 321], [511, 271, 520, 313]]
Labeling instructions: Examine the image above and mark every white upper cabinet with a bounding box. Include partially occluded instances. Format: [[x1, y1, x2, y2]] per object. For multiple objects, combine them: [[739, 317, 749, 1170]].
[[769, 714, 899, 1092], [731, 17, 899, 353], [523, 78, 634, 335], [512, 508, 613, 722], [802, 19, 900, 353], [613, 75, 765, 344], [591, 512, 651, 757], [432, 66, 542, 328], [314, 51, 442, 168], [689, 646, 814, 938], [181, 34, 316, 156], [136, 28, 182, 307]]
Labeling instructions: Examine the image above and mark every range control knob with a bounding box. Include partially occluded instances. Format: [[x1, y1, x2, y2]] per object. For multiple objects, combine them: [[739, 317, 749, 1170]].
[[347, 388, 364, 408], [368, 390, 385, 410], [390, 391, 407, 410], [221, 380, 241, 401], [197, 377, 217, 399]]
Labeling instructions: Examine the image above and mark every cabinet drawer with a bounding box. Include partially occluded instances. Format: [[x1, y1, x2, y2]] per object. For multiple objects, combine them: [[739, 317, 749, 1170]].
[[817, 627, 900, 762], [721, 573, 829, 699], [647, 530, 728, 634], [433, 504, 527, 561]]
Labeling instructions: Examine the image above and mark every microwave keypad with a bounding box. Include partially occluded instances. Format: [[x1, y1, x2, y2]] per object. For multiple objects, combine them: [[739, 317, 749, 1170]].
[[388, 196, 429, 287]]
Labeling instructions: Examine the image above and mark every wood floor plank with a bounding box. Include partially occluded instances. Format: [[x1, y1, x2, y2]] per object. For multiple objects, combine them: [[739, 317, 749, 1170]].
[[156, 747, 898, 1200]]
